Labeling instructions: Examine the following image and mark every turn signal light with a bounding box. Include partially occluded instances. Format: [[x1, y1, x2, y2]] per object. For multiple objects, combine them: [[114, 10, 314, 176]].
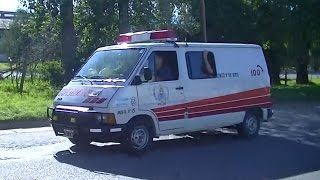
[[105, 114, 116, 125], [97, 114, 116, 125], [52, 115, 58, 121]]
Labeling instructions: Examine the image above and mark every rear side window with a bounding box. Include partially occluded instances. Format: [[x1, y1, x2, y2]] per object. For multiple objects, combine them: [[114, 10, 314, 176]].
[[186, 51, 217, 79]]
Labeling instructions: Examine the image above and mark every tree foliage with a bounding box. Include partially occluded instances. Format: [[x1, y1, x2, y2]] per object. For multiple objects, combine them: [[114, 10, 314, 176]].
[[1, 0, 320, 91]]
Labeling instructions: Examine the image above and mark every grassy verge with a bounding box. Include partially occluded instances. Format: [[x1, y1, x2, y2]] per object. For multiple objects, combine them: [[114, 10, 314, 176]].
[[0, 79, 57, 121], [0, 63, 10, 71], [272, 78, 320, 102]]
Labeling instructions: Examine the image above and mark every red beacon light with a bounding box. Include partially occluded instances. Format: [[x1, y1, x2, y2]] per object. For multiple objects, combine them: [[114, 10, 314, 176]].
[[117, 30, 177, 44]]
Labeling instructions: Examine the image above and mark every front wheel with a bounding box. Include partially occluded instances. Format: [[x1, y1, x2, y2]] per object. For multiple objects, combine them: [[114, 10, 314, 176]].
[[125, 121, 153, 153], [237, 111, 261, 138]]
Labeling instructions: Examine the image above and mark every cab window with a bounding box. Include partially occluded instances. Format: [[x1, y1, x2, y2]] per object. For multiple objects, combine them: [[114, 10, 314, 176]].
[[140, 51, 179, 82], [186, 51, 217, 79]]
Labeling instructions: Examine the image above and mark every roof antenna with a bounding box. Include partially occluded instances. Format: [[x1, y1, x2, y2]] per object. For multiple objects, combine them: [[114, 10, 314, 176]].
[[166, 40, 179, 48]]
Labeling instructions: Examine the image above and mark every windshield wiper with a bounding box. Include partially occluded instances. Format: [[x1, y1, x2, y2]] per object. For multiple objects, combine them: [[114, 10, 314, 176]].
[[88, 75, 107, 79], [74, 75, 93, 85], [74, 75, 88, 79]]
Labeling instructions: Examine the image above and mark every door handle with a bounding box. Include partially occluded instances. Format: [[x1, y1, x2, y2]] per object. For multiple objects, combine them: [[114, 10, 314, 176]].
[[176, 86, 184, 90]]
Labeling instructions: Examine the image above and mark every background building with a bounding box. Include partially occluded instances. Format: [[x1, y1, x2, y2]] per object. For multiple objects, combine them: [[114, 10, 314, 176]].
[[0, 11, 15, 61]]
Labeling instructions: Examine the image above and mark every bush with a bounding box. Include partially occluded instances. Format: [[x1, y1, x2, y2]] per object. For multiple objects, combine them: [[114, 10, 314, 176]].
[[37, 60, 64, 87], [0, 79, 56, 121]]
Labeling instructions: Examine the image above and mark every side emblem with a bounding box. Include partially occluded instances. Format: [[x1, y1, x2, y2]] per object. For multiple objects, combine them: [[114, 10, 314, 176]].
[[153, 85, 169, 106], [130, 97, 137, 107]]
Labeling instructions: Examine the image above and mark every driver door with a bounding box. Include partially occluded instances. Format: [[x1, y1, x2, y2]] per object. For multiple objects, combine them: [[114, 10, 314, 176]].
[[136, 49, 186, 133]]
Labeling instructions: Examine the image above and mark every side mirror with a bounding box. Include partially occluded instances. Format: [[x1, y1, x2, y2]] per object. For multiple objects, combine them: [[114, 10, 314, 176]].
[[131, 75, 142, 85], [144, 67, 152, 81]]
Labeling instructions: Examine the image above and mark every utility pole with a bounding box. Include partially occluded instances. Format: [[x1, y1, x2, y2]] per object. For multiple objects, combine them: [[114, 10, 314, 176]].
[[200, 0, 207, 42]]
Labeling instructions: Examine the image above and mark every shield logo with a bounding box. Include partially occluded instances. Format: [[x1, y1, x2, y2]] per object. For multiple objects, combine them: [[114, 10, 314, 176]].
[[153, 85, 169, 105]]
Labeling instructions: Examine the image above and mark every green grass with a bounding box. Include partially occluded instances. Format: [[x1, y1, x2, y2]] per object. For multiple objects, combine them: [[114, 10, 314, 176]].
[[0, 79, 57, 121], [0, 63, 10, 71], [272, 78, 320, 102]]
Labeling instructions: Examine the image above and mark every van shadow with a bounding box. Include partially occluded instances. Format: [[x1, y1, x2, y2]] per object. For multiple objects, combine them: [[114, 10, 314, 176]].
[[54, 131, 320, 180]]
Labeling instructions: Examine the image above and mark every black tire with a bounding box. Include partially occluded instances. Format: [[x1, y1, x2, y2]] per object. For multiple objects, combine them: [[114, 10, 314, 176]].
[[69, 136, 92, 147], [237, 111, 261, 138], [124, 121, 153, 153]]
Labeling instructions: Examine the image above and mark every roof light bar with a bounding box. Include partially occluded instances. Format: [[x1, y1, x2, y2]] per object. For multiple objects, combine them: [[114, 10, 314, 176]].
[[117, 30, 177, 44]]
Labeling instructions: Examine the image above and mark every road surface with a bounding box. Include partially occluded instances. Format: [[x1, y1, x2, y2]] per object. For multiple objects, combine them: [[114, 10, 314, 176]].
[[1, 103, 320, 180]]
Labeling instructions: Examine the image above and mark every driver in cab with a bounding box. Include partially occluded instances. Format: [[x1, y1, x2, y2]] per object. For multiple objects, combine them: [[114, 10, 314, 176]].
[[155, 53, 174, 81]]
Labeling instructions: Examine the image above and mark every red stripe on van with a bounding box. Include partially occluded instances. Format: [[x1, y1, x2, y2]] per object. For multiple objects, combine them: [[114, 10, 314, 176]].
[[157, 114, 185, 121], [82, 98, 91, 103], [96, 98, 107, 104], [189, 95, 271, 113], [152, 87, 271, 121], [188, 102, 272, 119]]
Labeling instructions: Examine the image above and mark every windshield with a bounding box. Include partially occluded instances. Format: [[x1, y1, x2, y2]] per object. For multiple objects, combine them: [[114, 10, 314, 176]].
[[76, 48, 145, 80]]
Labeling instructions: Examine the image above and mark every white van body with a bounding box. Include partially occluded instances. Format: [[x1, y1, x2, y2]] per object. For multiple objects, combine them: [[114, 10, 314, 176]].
[[49, 40, 273, 151]]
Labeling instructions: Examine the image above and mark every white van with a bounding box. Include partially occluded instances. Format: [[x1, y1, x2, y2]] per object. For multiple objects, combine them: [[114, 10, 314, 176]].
[[48, 30, 273, 152]]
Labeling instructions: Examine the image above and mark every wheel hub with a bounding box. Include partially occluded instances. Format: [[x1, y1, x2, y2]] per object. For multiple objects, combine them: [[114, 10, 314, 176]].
[[131, 126, 149, 149], [246, 116, 258, 134]]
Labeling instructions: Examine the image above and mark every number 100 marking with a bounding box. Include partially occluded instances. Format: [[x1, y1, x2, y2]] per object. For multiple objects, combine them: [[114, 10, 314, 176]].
[[251, 69, 261, 76]]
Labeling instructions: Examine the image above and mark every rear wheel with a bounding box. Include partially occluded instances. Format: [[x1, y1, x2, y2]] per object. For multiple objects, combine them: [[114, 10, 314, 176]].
[[237, 111, 261, 138]]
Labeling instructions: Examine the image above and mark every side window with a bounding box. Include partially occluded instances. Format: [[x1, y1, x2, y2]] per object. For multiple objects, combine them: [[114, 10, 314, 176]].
[[186, 51, 217, 79], [140, 51, 179, 82]]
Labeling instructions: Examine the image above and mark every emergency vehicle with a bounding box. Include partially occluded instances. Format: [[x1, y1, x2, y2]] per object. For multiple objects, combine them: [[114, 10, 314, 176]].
[[48, 30, 273, 152]]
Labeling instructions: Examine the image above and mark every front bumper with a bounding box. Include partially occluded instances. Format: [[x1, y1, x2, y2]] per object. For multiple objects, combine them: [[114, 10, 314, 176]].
[[47, 107, 127, 142]]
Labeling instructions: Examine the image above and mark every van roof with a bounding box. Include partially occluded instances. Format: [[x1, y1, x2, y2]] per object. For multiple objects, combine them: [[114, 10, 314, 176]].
[[96, 42, 261, 51]]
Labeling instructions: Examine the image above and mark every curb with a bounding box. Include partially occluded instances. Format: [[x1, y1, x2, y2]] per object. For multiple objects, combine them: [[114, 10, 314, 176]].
[[0, 119, 51, 130]]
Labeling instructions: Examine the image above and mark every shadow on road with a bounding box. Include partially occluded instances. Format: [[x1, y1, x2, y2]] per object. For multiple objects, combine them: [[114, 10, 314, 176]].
[[54, 132, 320, 180]]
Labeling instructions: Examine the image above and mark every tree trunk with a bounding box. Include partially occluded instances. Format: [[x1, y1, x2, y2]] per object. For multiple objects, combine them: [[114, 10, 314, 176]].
[[314, 57, 320, 71], [60, 0, 77, 82], [271, 63, 281, 85], [15, 73, 19, 92], [15, 63, 20, 91], [296, 56, 309, 84], [284, 69, 288, 86], [118, 0, 130, 34], [265, 50, 281, 85], [10, 60, 13, 84], [200, 0, 207, 42], [19, 58, 28, 94], [29, 64, 34, 84]]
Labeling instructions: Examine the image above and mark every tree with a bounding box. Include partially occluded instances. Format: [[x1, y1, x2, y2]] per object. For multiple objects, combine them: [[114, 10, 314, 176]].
[[155, 0, 174, 29], [74, 0, 118, 60], [129, 0, 155, 31], [5, 0, 318, 88], [0, 10, 32, 93], [21, 0, 77, 82], [172, 0, 201, 41], [118, 0, 130, 33], [60, 0, 78, 81]]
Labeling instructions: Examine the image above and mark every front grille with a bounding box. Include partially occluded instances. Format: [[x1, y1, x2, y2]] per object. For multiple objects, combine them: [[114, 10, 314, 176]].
[[54, 111, 98, 126]]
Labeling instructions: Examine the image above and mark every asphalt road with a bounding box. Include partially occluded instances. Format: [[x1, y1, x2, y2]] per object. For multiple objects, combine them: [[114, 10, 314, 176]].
[[1, 103, 320, 180]]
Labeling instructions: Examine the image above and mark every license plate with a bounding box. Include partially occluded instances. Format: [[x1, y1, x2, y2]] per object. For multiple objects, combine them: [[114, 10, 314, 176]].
[[63, 129, 74, 138]]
